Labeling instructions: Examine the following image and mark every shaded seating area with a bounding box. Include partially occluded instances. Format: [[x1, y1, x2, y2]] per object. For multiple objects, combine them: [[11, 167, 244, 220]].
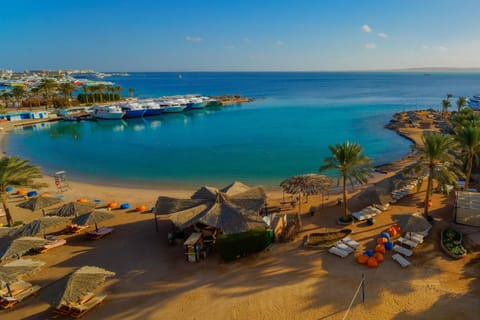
[[0, 280, 41, 309], [54, 292, 107, 318], [86, 227, 113, 240], [352, 206, 382, 221], [34, 238, 67, 254], [65, 224, 90, 234]]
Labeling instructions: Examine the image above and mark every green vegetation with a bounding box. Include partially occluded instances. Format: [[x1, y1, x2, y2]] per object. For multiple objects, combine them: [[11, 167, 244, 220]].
[[216, 228, 271, 261], [0, 156, 47, 226], [319, 141, 373, 222], [442, 228, 467, 257]]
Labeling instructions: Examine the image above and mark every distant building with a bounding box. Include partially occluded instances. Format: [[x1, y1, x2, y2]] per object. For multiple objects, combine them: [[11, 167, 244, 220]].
[[0, 110, 49, 121]]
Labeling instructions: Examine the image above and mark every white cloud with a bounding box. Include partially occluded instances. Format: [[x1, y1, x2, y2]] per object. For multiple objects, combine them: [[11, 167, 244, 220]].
[[185, 36, 202, 43], [422, 45, 448, 52], [365, 43, 376, 49], [361, 24, 372, 33], [276, 40, 285, 46], [224, 45, 235, 49], [377, 32, 388, 38]]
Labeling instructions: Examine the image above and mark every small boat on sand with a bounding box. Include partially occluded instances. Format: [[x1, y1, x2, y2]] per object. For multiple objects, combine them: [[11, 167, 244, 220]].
[[303, 229, 352, 249]]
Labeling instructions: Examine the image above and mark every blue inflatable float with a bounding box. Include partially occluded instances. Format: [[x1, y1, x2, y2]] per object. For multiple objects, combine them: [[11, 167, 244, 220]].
[[363, 249, 374, 257], [384, 241, 394, 250], [5, 186, 13, 192], [120, 203, 131, 209], [27, 191, 38, 197], [380, 231, 391, 240]]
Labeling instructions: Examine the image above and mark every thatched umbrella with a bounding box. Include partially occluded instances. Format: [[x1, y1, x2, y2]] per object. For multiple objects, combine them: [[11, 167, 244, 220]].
[[393, 213, 432, 234], [49, 202, 96, 217], [0, 259, 45, 289], [280, 174, 333, 226], [358, 186, 391, 206], [17, 196, 63, 212], [10, 216, 70, 238], [41, 266, 115, 308], [72, 210, 115, 231], [153, 181, 267, 234], [0, 237, 51, 262]]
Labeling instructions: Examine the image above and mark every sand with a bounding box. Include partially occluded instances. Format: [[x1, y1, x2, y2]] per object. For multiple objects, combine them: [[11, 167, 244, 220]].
[[1, 111, 479, 319]]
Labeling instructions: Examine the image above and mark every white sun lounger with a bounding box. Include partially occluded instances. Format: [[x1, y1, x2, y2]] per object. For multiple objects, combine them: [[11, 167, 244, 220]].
[[404, 232, 424, 244], [397, 237, 418, 248], [328, 246, 350, 258], [393, 244, 413, 257], [392, 253, 411, 268], [334, 241, 354, 254], [342, 237, 360, 249]]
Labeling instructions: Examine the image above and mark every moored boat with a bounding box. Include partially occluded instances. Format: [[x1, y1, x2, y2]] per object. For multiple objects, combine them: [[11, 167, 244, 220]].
[[92, 106, 124, 120], [120, 102, 146, 118], [142, 101, 164, 116], [157, 100, 186, 113]]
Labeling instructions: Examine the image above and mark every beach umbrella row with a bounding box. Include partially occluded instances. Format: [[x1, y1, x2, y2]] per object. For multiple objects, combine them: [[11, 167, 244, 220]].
[[0, 237, 51, 262], [18, 196, 63, 212]]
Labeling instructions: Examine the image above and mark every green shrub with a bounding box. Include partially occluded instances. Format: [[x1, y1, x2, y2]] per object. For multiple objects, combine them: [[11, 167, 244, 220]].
[[216, 228, 270, 261]]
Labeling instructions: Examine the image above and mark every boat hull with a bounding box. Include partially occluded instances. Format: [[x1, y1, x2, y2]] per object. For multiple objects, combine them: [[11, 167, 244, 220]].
[[93, 112, 124, 120], [144, 108, 164, 116], [123, 109, 146, 118], [162, 106, 185, 113]]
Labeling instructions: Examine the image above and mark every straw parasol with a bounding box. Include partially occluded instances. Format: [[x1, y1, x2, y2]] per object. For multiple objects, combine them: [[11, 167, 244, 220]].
[[41, 266, 115, 308], [358, 186, 391, 206], [392, 212, 432, 234], [71, 210, 115, 231], [17, 196, 63, 212], [49, 202, 96, 217], [0, 237, 51, 262], [153, 181, 267, 234], [10, 216, 70, 238], [0, 259, 45, 289]]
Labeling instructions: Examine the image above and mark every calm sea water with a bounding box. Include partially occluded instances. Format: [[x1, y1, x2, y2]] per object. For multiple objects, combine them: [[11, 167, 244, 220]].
[[5, 72, 480, 188]]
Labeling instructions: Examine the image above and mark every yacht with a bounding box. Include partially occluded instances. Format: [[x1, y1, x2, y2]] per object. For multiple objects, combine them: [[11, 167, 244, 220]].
[[92, 106, 124, 120], [156, 99, 186, 113], [143, 101, 164, 116], [185, 96, 206, 110], [120, 102, 146, 118]]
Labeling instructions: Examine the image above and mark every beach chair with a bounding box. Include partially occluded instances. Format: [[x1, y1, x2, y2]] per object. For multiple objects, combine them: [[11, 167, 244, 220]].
[[392, 253, 411, 268], [404, 232, 424, 244], [0, 284, 40, 309], [342, 237, 360, 249], [69, 292, 107, 318], [397, 237, 418, 248], [393, 244, 413, 257], [0, 280, 32, 298], [34, 238, 66, 253], [328, 246, 350, 258], [334, 241, 354, 254], [86, 227, 113, 240], [351, 211, 366, 221], [66, 224, 89, 234]]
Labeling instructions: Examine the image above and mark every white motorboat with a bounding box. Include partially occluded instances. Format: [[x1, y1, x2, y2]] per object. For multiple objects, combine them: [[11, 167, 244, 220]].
[[92, 105, 125, 120]]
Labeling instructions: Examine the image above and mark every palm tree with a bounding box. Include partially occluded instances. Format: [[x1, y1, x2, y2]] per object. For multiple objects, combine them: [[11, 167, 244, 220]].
[[451, 108, 480, 129], [456, 96, 467, 113], [97, 84, 105, 103], [82, 85, 90, 104], [11, 86, 26, 109], [115, 86, 123, 101], [38, 78, 57, 107], [441, 98, 451, 116], [59, 83, 75, 106], [1, 92, 13, 107], [128, 87, 134, 98], [0, 157, 47, 226], [455, 126, 480, 191], [446, 93, 453, 100], [413, 133, 462, 220], [30, 87, 41, 107], [319, 141, 373, 222]]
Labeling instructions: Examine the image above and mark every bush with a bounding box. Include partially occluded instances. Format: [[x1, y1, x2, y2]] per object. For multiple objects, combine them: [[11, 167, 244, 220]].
[[216, 228, 270, 261]]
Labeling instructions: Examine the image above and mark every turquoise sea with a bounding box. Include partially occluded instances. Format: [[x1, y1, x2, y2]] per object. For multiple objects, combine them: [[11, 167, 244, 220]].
[[5, 72, 480, 188]]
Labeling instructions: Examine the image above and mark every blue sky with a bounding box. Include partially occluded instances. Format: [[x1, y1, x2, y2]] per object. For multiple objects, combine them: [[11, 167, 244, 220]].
[[1, 0, 480, 71]]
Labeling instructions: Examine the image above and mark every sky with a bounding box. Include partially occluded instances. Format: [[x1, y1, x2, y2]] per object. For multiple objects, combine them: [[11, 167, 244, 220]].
[[1, 0, 480, 72]]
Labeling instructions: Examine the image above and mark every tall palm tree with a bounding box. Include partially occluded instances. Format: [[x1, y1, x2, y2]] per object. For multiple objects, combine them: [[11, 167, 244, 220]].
[[59, 83, 75, 106], [11, 86, 26, 109], [115, 86, 123, 101], [97, 84, 105, 103], [455, 126, 480, 191], [441, 98, 451, 115], [319, 141, 373, 222], [413, 133, 462, 220], [446, 93, 453, 100], [30, 87, 41, 107], [0, 157, 47, 226], [128, 87, 134, 98], [451, 108, 480, 129], [456, 96, 467, 113], [38, 78, 57, 107], [82, 85, 90, 104]]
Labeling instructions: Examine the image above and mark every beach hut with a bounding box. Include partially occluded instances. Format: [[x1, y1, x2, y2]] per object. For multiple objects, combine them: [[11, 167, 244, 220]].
[[153, 181, 267, 234]]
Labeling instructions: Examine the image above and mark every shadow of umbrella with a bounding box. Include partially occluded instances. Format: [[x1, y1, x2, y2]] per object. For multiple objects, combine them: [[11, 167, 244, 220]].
[[39, 266, 115, 308]]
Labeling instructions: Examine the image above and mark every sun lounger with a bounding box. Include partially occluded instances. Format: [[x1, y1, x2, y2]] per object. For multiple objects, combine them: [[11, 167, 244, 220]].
[[334, 241, 354, 254], [66, 224, 89, 234], [0, 284, 40, 309], [69, 292, 107, 318], [328, 246, 350, 258], [404, 232, 424, 244], [34, 239, 67, 253], [392, 253, 411, 268], [341, 237, 360, 249], [397, 237, 418, 248], [86, 227, 113, 240], [0, 280, 32, 298], [393, 244, 413, 257]]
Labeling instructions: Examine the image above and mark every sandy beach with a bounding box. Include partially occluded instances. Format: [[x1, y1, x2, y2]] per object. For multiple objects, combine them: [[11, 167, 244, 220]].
[[1, 111, 479, 320]]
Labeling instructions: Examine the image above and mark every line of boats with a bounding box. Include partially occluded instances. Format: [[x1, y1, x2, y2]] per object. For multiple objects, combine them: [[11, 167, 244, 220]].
[[59, 95, 220, 120], [468, 95, 480, 108]]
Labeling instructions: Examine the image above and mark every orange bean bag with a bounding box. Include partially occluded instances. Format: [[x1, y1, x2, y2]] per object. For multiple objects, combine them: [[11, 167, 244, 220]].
[[108, 202, 118, 208], [135, 205, 146, 212], [392, 224, 401, 233], [374, 252, 384, 262], [77, 198, 88, 203], [367, 257, 378, 268], [377, 237, 388, 245], [40, 192, 50, 197], [375, 244, 386, 254], [357, 254, 369, 264], [17, 189, 28, 195]]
